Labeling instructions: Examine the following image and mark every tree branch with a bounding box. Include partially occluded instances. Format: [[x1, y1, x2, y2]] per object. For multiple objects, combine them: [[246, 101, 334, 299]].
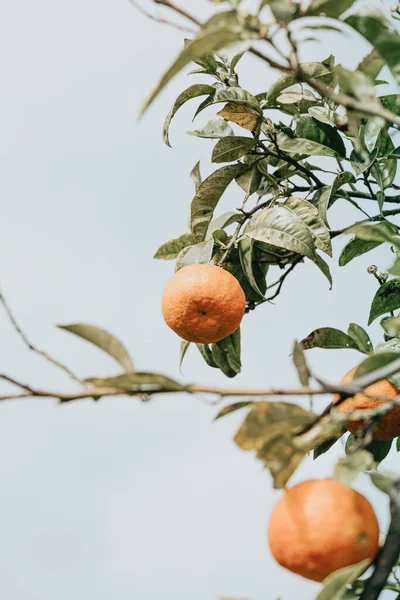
[[263, 259, 302, 303], [305, 76, 400, 127], [347, 191, 400, 204], [0, 291, 82, 385], [127, 0, 196, 32], [1, 355, 400, 404], [152, 0, 200, 27], [130, 0, 400, 127], [330, 207, 400, 238], [261, 145, 324, 189], [360, 479, 400, 600], [0, 374, 37, 393]]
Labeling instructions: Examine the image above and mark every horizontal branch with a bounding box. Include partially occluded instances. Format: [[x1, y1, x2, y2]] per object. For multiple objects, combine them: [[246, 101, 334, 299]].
[[331, 206, 400, 238], [2, 355, 400, 404], [345, 191, 400, 204]]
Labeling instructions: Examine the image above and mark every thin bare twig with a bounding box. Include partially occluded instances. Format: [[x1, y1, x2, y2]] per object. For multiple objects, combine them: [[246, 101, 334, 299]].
[[152, 0, 200, 27], [127, 0, 196, 33], [255, 258, 302, 305], [0, 291, 82, 385], [0, 374, 36, 393], [330, 207, 400, 238]]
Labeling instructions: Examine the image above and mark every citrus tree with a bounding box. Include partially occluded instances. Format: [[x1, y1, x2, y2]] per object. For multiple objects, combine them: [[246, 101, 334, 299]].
[[3, 0, 400, 598]]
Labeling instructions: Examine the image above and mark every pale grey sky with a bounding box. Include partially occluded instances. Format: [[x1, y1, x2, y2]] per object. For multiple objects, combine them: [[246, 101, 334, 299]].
[[0, 1, 397, 599]]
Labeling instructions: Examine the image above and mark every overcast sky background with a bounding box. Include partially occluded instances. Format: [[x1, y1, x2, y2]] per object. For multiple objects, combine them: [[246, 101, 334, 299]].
[[0, 1, 398, 599]]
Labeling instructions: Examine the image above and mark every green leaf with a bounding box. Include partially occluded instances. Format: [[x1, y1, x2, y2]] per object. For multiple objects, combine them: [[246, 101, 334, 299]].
[[301, 327, 360, 351], [381, 315, 400, 339], [191, 50, 218, 72], [188, 118, 234, 139], [345, 433, 392, 462], [292, 341, 310, 386], [230, 49, 246, 72], [339, 237, 382, 267], [191, 164, 248, 243], [266, 62, 334, 106], [277, 132, 342, 158], [380, 94, 400, 116], [376, 337, 400, 356], [140, 24, 252, 116], [334, 450, 375, 486], [214, 401, 254, 421], [366, 439, 392, 462], [197, 343, 219, 368], [337, 66, 377, 104], [284, 196, 332, 256], [211, 86, 263, 115], [236, 164, 262, 195], [212, 136, 257, 163], [194, 94, 216, 118], [358, 49, 384, 79], [212, 328, 241, 378], [344, 432, 359, 456], [307, 0, 355, 18], [180, 341, 191, 371], [397, 437, 400, 451], [86, 372, 184, 392], [308, 106, 340, 127], [206, 211, 240, 238], [225, 259, 268, 304], [368, 279, 400, 325], [163, 84, 216, 147], [314, 253, 333, 289], [175, 238, 214, 270], [345, 221, 400, 245], [347, 323, 373, 355], [154, 233, 193, 260], [390, 256, 400, 276], [59, 324, 134, 372], [364, 117, 386, 154], [354, 351, 400, 378], [313, 428, 346, 460], [372, 156, 397, 193], [295, 116, 346, 158], [239, 237, 266, 299], [270, 0, 301, 23], [369, 470, 398, 494], [190, 160, 202, 192], [276, 84, 318, 106], [316, 560, 372, 600], [350, 147, 378, 177], [346, 6, 400, 84], [317, 172, 356, 224], [245, 205, 316, 260]]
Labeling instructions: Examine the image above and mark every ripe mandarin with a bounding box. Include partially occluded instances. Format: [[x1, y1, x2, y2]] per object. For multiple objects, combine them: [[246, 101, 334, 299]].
[[161, 264, 246, 344], [268, 479, 379, 582], [334, 367, 400, 441]]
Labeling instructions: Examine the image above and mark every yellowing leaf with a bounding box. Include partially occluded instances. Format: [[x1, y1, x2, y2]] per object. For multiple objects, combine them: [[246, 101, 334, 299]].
[[234, 401, 316, 488], [218, 102, 259, 132]]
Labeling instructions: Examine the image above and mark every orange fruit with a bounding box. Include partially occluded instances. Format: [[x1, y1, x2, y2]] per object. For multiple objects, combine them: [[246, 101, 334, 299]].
[[161, 264, 246, 344], [333, 367, 400, 441], [268, 479, 379, 582]]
